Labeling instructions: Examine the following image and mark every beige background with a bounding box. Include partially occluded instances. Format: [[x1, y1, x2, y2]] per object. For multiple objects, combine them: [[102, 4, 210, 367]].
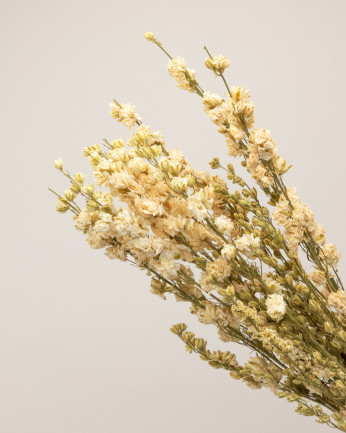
[[1, 0, 346, 431]]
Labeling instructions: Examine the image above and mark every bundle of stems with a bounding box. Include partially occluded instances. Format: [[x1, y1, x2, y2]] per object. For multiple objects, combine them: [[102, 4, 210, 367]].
[[50, 33, 346, 430]]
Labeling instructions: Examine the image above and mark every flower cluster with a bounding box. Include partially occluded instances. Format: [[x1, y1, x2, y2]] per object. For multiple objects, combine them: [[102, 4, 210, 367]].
[[204, 54, 231, 75], [167, 57, 199, 93], [109, 100, 141, 129], [50, 34, 346, 432], [202, 87, 255, 157]]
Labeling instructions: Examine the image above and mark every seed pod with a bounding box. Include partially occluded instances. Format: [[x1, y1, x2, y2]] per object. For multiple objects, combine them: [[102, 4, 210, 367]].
[[269, 257, 278, 267], [309, 299, 320, 312], [262, 207, 269, 217], [226, 285, 236, 297], [296, 282, 309, 295], [255, 209, 263, 218], [331, 339, 342, 350], [292, 295, 303, 306], [284, 274, 294, 286], [338, 330, 346, 342], [250, 188, 258, 199], [324, 321, 334, 334]]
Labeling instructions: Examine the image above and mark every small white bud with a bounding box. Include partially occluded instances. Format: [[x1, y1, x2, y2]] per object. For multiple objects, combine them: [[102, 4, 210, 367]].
[[53, 158, 63, 170]]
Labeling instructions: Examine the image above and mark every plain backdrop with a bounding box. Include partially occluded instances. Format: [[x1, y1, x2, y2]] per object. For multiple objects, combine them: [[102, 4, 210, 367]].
[[1, 0, 346, 432]]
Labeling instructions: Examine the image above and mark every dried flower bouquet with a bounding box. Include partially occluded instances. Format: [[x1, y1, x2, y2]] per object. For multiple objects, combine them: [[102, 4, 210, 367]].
[[50, 33, 346, 430]]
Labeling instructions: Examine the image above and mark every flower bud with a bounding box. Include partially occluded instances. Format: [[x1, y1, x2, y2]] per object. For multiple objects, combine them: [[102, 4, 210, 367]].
[[111, 139, 124, 148], [82, 183, 95, 196], [296, 282, 309, 295], [53, 158, 63, 170], [338, 330, 346, 342], [64, 189, 77, 201], [144, 32, 155, 42], [209, 157, 220, 169], [168, 162, 181, 176], [56, 198, 70, 213], [324, 321, 334, 334], [292, 295, 303, 306], [284, 274, 294, 286], [70, 183, 81, 194], [309, 299, 320, 312], [151, 144, 162, 157], [331, 339, 342, 350], [226, 285, 236, 297], [74, 172, 86, 184], [204, 58, 214, 71], [86, 200, 99, 211], [186, 174, 195, 188]]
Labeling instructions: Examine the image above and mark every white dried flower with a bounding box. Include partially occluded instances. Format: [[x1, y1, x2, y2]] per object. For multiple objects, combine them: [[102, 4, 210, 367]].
[[205, 55, 231, 75], [265, 294, 286, 321], [53, 158, 63, 170], [320, 243, 341, 267], [167, 57, 198, 93], [221, 244, 236, 260], [235, 234, 261, 260], [328, 290, 346, 314], [215, 215, 235, 237], [109, 101, 141, 129]]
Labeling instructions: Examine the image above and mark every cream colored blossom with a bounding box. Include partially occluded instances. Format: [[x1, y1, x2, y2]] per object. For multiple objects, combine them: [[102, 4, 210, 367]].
[[111, 209, 135, 240], [56, 198, 70, 213], [263, 275, 283, 294], [215, 215, 235, 237], [246, 129, 278, 187], [235, 233, 261, 259], [170, 176, 189, 193], [205, 55, 231, 75], [105, 244, 127, 261], [203, 90, 250, 157], [94, 211, 113, 233], [320, 243, 341, 267], [221, 244, 236, 260], [86, 228, 109, 249], [53, 158, 63, 170], [187, 190, 213, 222], [230, 86, 255, 129], [134, 197, 164, 217], [150, 250, 180, 279], [265, 294, 286, 321], [284, 221, 304, 256], [249, 129, 277, 161], [109, 101, 141, 129], [52, 45, 346, 425], [167, 57, 198, 93], [203, 92, 232, 126], [206, 257, 232, 281], [328, 290, 346, 315], [273, 187, 326, 254], [199, 271, 219, 293], [197, 301, 239, 331]]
